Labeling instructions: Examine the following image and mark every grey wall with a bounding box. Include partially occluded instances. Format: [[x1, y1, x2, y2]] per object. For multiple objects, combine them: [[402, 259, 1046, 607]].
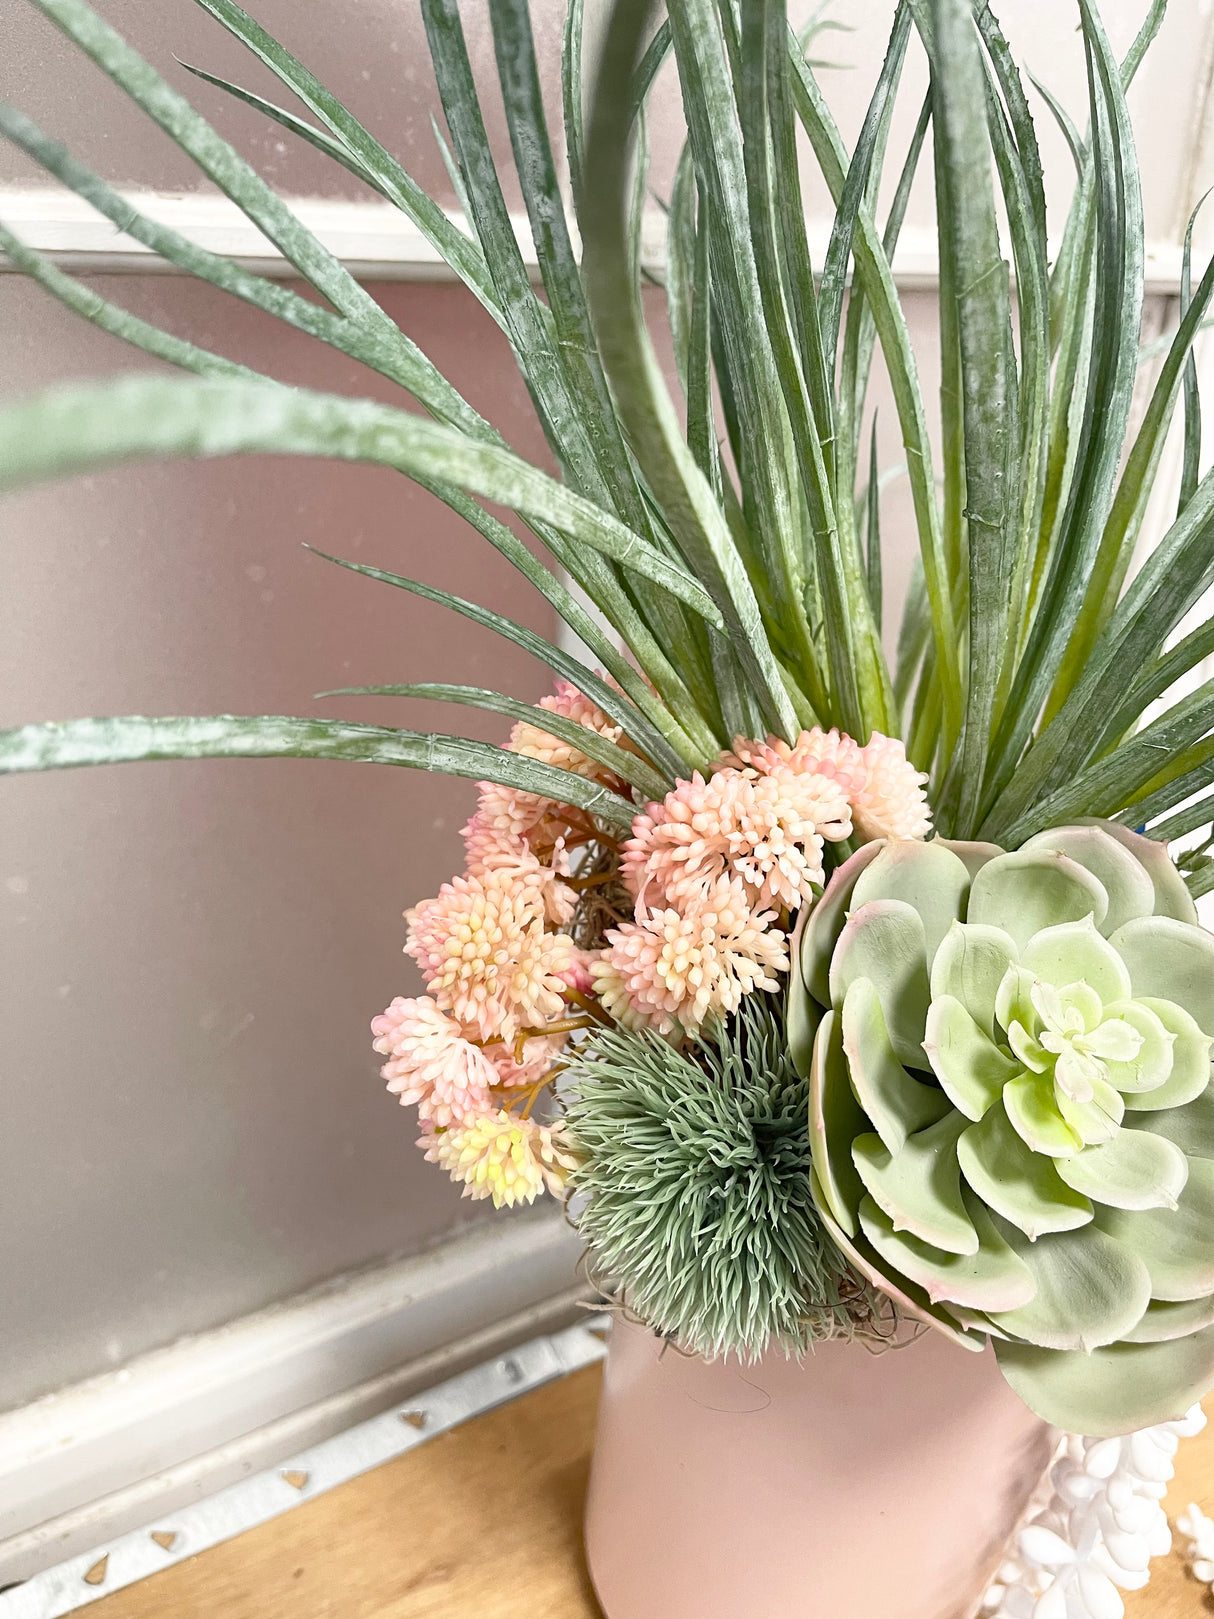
[[0, 269, 563, 1409]]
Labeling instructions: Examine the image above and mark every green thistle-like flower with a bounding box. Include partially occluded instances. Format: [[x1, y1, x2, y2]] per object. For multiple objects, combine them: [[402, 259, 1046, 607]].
[[791, 822, 1214, 1436], [562, 997, 884, 1361]]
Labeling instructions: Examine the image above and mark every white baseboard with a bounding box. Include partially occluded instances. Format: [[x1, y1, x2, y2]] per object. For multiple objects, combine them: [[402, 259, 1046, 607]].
[[0, 1212, 588, 1586]]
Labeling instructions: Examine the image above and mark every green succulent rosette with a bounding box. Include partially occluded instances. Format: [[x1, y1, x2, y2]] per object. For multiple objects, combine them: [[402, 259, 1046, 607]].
[[790, 822, 1214, 1436]]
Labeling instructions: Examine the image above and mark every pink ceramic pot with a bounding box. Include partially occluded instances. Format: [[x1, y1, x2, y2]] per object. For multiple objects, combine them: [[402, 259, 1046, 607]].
[[584, 1316, 1054, 1619]]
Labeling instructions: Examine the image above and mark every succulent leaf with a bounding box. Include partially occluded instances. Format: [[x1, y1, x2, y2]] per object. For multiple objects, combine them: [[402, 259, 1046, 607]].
[[842, 977, 951, 1150], [808, 1009, 866, 1237], [1095, 1159, 1214, 1303], [993, 1218, 1153, 1352], [851, 840, 972, 963], [858, 1190, 1035, 1313], [958, 1104, 1094, 1236], [812, 1176, 987, 1352], [934, 838, 1004, 880], [1019, 917, 1131, 1003], [1109, 916, 1214, 1037], [994, 1324, 1214, 1438], [800, 840, 884, 1005], [852, 1111, 977, 1255], [967, 849, 1109, 947], [1123, 1294, 1214, 1345], [1120, 997, 1210, 1110], [798, 823, 1214, 1432], [1053, 1130, 1189, 1212], [924, 994, 1019, 1120], [929, 921, 1019, 1038], [1077, 820, 1200, 925], [1021, 826, 1156, 932], [828, 900, 931, 1068], [1002, 1071, 1083, 1158]]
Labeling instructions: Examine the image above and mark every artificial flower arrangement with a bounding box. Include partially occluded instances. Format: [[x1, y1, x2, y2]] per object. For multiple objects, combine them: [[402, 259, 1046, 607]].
[[5, 0, 1214, 1580]]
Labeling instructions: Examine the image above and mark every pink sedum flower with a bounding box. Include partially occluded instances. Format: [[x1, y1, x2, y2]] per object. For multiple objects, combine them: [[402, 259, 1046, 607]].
[[507, 679, 628, 787], [556, 946, 599, 997], [484, 1031, 568, 1089], [405, 869, 574, 1043], [420, 1110, 581, 1208], [853, 731, 932, 841], [592, 876, 789, 1035], [462, 824, 576, 926], [371, 996, 495, 1126], [725, 726, 930, 843], [462, 781, 575, 872], [622, 765, 850, 912]]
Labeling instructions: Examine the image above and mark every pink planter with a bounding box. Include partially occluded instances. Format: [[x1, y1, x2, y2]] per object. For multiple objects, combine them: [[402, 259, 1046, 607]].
[[584, 1316, 1054, 1619]]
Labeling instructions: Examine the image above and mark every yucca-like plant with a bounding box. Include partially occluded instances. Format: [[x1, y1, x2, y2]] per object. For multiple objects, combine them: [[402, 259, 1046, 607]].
[[3, 0, 1212, 856], [5, 0, 1214, 1432]]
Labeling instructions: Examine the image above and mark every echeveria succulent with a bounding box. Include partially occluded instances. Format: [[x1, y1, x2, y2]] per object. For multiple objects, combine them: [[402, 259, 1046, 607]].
[[790, 822, 1214, 1436]]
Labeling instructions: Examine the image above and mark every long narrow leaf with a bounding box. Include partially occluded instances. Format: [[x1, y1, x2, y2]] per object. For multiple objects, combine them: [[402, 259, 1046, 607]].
[[314, 681, 669, 801], [189, 0, 501, 318], [0, 374, 723, 628], [926, 0, 1018, 837], [789, 39, 962, 741], [0, 104, 485, 423], [0, 716, 637, 827], [580, 0, 799, 739], [0, 223, 264, 382], [302, 547, 681, 774], [990, 1, 1144, 783], [32, 0, 395, 334]]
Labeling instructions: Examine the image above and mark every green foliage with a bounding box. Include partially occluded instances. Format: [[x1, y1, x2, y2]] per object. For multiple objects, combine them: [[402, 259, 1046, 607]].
[[791, 825, 1214, 1434], [562, 997, 885, 1360], [0, 0, 1212, 868]]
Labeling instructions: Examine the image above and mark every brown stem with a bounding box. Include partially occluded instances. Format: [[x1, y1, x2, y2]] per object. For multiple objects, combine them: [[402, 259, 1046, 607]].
[[562, 987, 613, 1026], [510, 1016, 598, 1064]]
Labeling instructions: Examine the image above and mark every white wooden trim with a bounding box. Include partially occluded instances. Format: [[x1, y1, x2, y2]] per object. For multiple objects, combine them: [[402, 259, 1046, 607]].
[[0, 1316, 608, 1619], [0, 187, 1191, 291], [0, 1212, 587, 1585]]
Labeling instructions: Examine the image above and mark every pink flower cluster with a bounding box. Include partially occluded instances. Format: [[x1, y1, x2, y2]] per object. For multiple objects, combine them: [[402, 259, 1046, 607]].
[[371, 681, 624, 1207], [598, 726, 929, 1037], [374, 686, 933, 1192]]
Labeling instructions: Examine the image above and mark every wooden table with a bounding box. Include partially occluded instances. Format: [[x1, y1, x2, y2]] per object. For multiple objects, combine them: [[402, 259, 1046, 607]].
[[84, 1366, 1213, 1618]]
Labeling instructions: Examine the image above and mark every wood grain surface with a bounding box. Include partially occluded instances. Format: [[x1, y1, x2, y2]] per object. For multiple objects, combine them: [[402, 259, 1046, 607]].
[[82, 1366, 1213, 1618]]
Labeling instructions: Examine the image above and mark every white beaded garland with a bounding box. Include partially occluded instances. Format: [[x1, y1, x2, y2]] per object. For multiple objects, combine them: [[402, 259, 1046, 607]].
[[981, 1406, 1207, 1619]]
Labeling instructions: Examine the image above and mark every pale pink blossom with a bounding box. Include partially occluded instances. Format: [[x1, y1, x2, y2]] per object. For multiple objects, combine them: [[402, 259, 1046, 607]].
[[592, 876, 789, 1035], [462, 781, 576, 870], [371, 996, 495, 1126], [556, 946, 599, 996], [724, 727, 869, 800], [507, 679, 628, 788], [484, 1032, 568, 1089], [854, 732, 932, 841], [462, 824, 576, 926], [724, 726, 931, 843], [622, 765, 850, 912], [419, 1111, 581, 1207], [405, 869, 575, 1043]]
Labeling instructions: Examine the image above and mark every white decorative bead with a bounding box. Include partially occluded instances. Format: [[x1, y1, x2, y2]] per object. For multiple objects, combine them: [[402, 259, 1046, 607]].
[[1031, 1585, 1068, 1619], [981, 1405, 1202, 1618], [1020, 1526, 1079, 1567], [1176, 1493, 1214, 1595], [1075, 1564, 1124, 1619]]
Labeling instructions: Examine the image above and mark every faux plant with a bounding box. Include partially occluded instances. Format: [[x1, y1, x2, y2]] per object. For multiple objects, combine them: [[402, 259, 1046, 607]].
[[791, 825, 1214, 1434], [4, 0, 1214, 1436]]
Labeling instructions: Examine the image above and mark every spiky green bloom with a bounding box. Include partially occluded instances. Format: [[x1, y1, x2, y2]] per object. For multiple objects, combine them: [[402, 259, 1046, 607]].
[[791, 822, 1214, 1436], [562, 997, 884, 1360]]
